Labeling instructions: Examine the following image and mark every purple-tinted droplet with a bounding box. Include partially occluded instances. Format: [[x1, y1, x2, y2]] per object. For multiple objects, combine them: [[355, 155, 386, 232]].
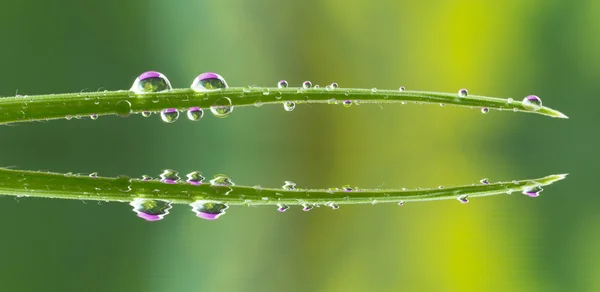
[[160, 108, 179, 123], [522, 186, 543, 197], [136, 213, 162, 221], [343, 100, 352, 108], [277, 80, 288, 88], [302, 204, 313, 212], [160, 169, 180, 184], [277, 204, 289, 212], [458, 88, 468, 97], [302, 81, 312, 89], [480, 178, 489, 185], [186, 171, 205, 185], [522, 95, 542, 110], [190, 200, 229, 220], [130, 198, 172, 222], [457, 195, 469, 204], [187, 107, 204, 121], [481, 107, 489, 114], [191, 72, 228, 92], [130, 71, 172, 94]]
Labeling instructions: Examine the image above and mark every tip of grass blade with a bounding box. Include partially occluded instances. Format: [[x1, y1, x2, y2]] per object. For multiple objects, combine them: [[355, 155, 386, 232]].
[[539, 106, 569, 119]]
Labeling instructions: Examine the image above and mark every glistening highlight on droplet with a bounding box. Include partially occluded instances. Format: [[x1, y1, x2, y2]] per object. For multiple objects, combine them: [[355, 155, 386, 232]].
[[522, 95, 542, 111], [130, 198, 172, 221], [187, 107, 204, 121], [210, 97, 233, 118], [130, 71, 172, 94], [191, 72, 228, 92], [190, 200, 228, 220], [160, 169, 180, 184], [160, 108, 179, 123]]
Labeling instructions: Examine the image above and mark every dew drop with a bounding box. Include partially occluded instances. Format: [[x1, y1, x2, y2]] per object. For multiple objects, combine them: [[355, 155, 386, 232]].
[[277, 204, 290, 212], [371, 88, 377, 93], [399, 86, 405, 91], [438, 185, 444, 189], [254, 100, 263, 107], [89, 172, 98, 178], [159, 169, 180, 184], [160, 108, 179, 123], [302, 204, 313, 212], [141, 175, 153, 181], [210, 175, 235, 187], [522, 95, 542, 111], [283, 101, 296, 112], [130, 198, 172, 221], [328, 202, 340, 210], [302, 81, 312, 89], [186, 107, 204, 121], [458, 88, 468, 97], [342, 100, 352, 108], [342, 185, 353, 192], [65, 115, 72, 120], [141, 111, 152, 117], [481, 107, 489, 114], [130, 71, 172, 94], [507, 98, 513, 104], [186, 171, 205, 185], [90, 114, 98, 120], [522, 186, 543, 197], [480, 178, 489, 185], [457, 195, 469, 204], [282, 181, 296, 191], [210, 97, 233, 118], [277, 80, 288, 88], [331, 82, 339, 89], [190, 200, 228, 220], [115, 100, 132, 117], [191, 72, 228, 92], [398, 201, 405, 207]]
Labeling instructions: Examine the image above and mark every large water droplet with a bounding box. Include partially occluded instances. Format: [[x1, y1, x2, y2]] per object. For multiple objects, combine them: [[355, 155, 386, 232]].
[[210, 97, 233, 118], [522, 186, 543, 197], [210, 175, 235, 187], [115, 100, 132, 117], [302, 81, 312, 89], [522, 95, 542, 111], [283, 102, 295, 112], [186, 171, 205, 185], [160, 169, 180, 184], [160, 108, 179, 123], [130, 198, 172, 221], [190, 200, 228, 220], [342, 100, 352, 108], [191, 72, 228, 92], [278, 80, 288, 88], [187, 107, 204, 121], [282, 181, 296, 191], [130, 71, 172, 94], [457, 195, 469, 204], [458, 88, 468, 97]]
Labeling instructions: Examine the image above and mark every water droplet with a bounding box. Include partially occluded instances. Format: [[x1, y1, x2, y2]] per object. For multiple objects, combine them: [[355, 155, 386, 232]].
[[190, 200, 228, 220], [210, 175, 235, 187], [141, 111, 152, 117], [457, 195, 469, 204], [522, 95, 542, 111], [522, 186, 543, 197], [160, 108, 179, 123], [130, 71, 172, 94], [302, 81, 312, 89], [254, 100, 263, 107], [89, 172, 98, 178], [371, 88, 377, 93], [130, 198, 172, 221], [480, 178, 489, 185], [283, 101, 296, 112], [342, 185, 353, 192], [302, 204, 313, 212], [398, 201, 405, 206], [282, 181, 296, 191], [277, 204, 289, 212], [513, 108, 519, 112], [342, 100, 352, 108], [160, 169, 180, 184], [65, 115, 73, 120], [90, 114, 98, 120], [263, 89, 270, 96], [115, 100, 132, 117], [186, 171, 205, 185], [438, 185, 444, 189], [191, 72, 228, 92], [328, 202, 340, 210], [399, 86, 405, 91], [141, 175, 153, 181], [210, 97, 233, 118], [277, 80, 288, 88], [481, 107, 489, 114], [331, 82, 339, 89], [458, 88, 468, 97], [186, 107, 204, 121], [507, 98, 513, 103], [314, 85, 320, 89]]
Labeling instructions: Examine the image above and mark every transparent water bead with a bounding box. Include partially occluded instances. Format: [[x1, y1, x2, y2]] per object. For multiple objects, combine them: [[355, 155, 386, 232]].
[[130, 198, 172, 221], [457, 195, 469, 204], [141, 111, 152, 117], [342, 100, 352, 108], [458, 88, 468, 97], [210, 175, 235, 187], [160, 169, 180, 184], [115, 100, 132, 117], [399, 86, 405, 91], [90, 114, 98, 120], [283, 102, 295, 112], [481, 107, 489, 114], [190, 200, 228, 220], [328, 202, 340, 210], [330, 82, 339, 89], [160, 108, 179, 123], [302, 81, 312, 89], [302, 204, 313, 212], [277, 204, 290, 212], [282, 181, 296, 191], [186, 171, 205, 185], [191, 72, 228, 92], [522, 95, 542, 111], [187, 107, 204, 121], [480, 178, 489, 185], [210, 97, 233, 118], [277, 80, 288, 88], [522, 186, 543, 197], [130, 71, 172, 94]]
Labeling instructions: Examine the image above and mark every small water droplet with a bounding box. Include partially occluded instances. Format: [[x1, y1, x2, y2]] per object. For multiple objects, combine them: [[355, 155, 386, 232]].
[[254, 100, 263, 107], [186, 107, 204, 121], [65, 115, 73, 120], [507, 98, 513, 103], [210, 175, 235, 187], [371, 88, 377, 93], [277, 204, 289, 212], [331, 82, 339, 89], [481, 107, 489, 114], [314, 85, 320, 89], [89, 172, 98, 178], [130, 198, 172, 221], [302, 81, 312, 89], [342, 185, 353, 192], [302, 204, 313, 212], [160, 169, 180, 184], [141, 175, 153, 181], [522, 95, 542, 111], [130, 71, 172, 94], [283, 101, 296, 112], [141, 111, 152, 117], [480, 178, 489, 185], [210, 97, 233, 118], [160, 108, 179, 123], [342, 100, 352, 108], [399, 86, 405, 91], [328, 202, 340, 210], [190, 200, 228, 220], [191, 72, 228, 92], [522, 186, 543, 197], [263, 89, 270, 96], [186, 171, 205, 185], [282, 181, 296, 191], [398, 201, 405, 206], [90, 114, 98, 120], [438, 185, 444, 189], [457, 195, 469, 204], [277, 80, 288, 88], [458, 88, 468, 97], [513, 108, 519, 112], [115, 100, 132, 117]]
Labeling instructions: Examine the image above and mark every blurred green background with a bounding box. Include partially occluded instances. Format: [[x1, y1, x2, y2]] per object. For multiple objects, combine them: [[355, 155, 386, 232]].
[[0, 0, 593, 291]]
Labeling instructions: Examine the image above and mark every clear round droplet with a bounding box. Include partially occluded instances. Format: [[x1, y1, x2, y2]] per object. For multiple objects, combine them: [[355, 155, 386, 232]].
[[191, 72, 228, 92], [90, 114, 98, 120], [342, 100, 352, 108], [342, 185, 353, 192], [302, 81, 312, 89], [522, 186, 543, 197], [277, 204, 290, 212], [507, 98, 514, 104], [130, 198, 172, 221], [130, 71, 172, 94], [283, 101, 295, 112], [115, 100, 132, 117], [141, 111, 152, 117], [160, 108, 179, 123], [480, 178, 489, 185], [458, 88, 468, 97], [481, 107, 490, 114], [282, 181, 296, 191], [399, 86, 405, 91], [371, 88, 377, 93], [277, 80, 288, 88], [186, 171, 205, 185], [190, 200, 228, 220], [331, 82, 339, 89], [160, 169, 180, 184], [210, 175, 235, 187], [210, 97, 233, 118], [457, 195, 469, 204], [398, 201, 405, 207], [522, 95, 542, 111], [187, 107, 204, 121]]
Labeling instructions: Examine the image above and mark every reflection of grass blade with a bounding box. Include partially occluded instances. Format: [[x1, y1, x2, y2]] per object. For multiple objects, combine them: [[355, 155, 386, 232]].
[[0, 168, 567, 206], [0, 88, 567, 125]]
